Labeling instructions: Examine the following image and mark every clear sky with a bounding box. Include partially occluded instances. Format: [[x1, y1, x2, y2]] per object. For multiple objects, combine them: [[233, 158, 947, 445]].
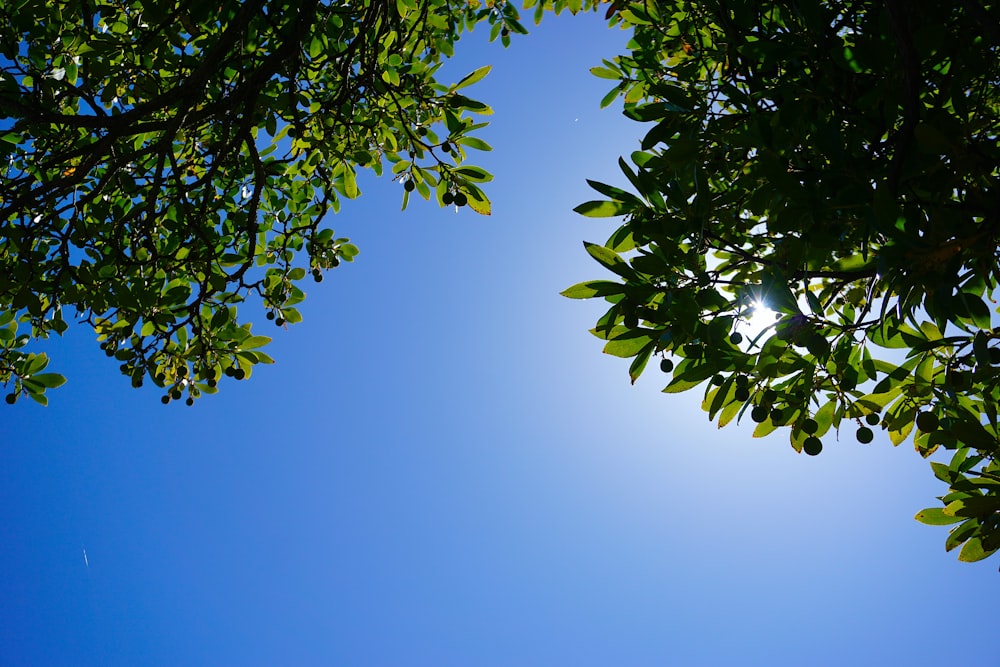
[[2, 10, 997, 667]]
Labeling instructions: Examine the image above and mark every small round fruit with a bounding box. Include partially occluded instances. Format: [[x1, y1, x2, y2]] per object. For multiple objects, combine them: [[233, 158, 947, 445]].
[[266, 311, 276, 320], [170, 389, 182, 400], [234, 368, 246, 380], [734, 387, 750, 402], [442, 192, 454, 205], [441, 142, 452, 153], [160, 395, 170, 405], [802, 418, 819, 435], [762, 388, 777, 404], [404, 179, 416, 192], [275, 317, 285, 326], [330, 256, 340, 267], [417, 126, 428, 136], [735, 375, 749, 388], [865, 413, 880, 426], [916, 411, 939, 433], [770, 407, 785, 424], [803, 436, 823, 456], [454, 192, 468, 207], [660, 358, 674, 373], [729, 332, 743, 345], [856, 426, 874, 444], [4, 393, 16, 405], [185, 397, 195, 406], [313, 271, 323, 283], [710, 374, 725, 386], [751, 405, 769, 423]]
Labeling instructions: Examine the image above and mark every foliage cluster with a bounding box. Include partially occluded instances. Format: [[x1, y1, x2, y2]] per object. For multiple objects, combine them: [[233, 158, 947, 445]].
[[0, 0, 523, 405], [564, 0, 1000, 563]]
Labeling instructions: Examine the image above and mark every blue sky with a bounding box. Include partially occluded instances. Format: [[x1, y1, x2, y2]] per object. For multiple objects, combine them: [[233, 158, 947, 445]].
[[2, 10, 997, 667]]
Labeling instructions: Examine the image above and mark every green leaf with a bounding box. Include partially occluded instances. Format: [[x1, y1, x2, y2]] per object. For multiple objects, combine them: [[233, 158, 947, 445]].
[[914, 508, 965, 526], [583, 242, 634, 279], [30, 373, 66, 389], [603, 331, 653, 358], [240, 335, 272, 350], [574, 200, 630, 217], [560, 280, 625, 299], [453, 65, 491, 91], [628, 341, 655, 384], [958, 536, 996, 562]]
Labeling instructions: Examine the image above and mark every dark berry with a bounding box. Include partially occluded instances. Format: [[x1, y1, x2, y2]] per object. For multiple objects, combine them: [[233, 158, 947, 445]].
[[856, 426, 874, 444], [660, 358, 674, 373], [751, 405, 769, 423], [4, 393, 16, 405], [803, 436, 823, 456], [454, 192, 468, 207], [865, 413, 880, 426], [916, 411, 939, 433], [802, 418, 818, 435]]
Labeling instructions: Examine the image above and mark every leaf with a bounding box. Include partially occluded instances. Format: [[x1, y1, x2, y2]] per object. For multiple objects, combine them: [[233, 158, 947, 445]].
[[240, 335, 272, 350], [958, 536, 995, 562], [583, 242, 634, 279], [560, 280, 625, 299], [914, 508, 965, 526], [30, 373, 66, 389], [603, 331, 653, 358], [945, 518, 980, 551], [590, 66, 620, 80], [573, 200, 630, 217], [628, 341, 655, 384], [454, 166, 493, 182], [584, 179, 643, 206], [453, 65, 491, 91]]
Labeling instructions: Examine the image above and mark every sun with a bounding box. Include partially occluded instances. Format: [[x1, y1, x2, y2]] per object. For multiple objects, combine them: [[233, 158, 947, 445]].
[[735, 302, 779, 347]]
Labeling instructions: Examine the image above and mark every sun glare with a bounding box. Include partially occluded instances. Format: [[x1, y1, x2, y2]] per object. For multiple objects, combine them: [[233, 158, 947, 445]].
[[736, 302, 779, 346]]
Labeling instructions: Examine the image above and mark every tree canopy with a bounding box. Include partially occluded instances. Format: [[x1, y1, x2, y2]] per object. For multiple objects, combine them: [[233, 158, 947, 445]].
[[564, 0, 1000, 564], [0, 0, 536, 405], [4, 0, 1000, 566]]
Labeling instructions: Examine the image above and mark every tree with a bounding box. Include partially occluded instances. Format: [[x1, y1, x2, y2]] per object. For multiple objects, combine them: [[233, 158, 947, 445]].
[[563, 0, 1000, 564], [0, 0, 528, 405]]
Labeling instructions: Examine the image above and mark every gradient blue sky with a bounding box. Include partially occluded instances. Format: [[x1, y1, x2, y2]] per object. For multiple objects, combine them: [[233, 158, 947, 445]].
[[2, 10, 997, 667]]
